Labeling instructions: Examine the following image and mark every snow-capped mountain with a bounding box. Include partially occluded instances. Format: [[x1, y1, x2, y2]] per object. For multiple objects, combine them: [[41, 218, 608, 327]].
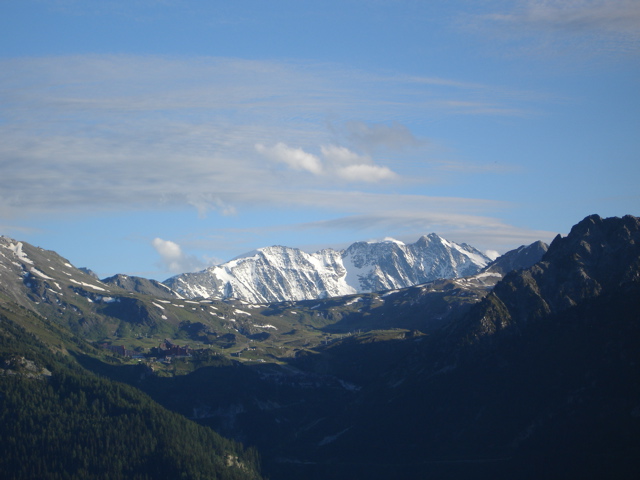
[[164, 234, 492, 304], [0, 235, 120, 314]]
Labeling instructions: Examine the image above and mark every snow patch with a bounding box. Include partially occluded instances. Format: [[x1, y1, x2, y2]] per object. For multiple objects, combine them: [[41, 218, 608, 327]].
[[69, 278, 108, 291], [344, 297, 363, 306], [8, 242, 33, 265], [381, 290, 399, 297], [473, 271, 503, 280], [30, 267, 54, 280]]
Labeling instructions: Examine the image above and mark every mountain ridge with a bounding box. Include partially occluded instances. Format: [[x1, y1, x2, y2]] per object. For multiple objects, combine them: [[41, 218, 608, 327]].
[[164, 233, 492, 304], [462, 214, 640, 342]]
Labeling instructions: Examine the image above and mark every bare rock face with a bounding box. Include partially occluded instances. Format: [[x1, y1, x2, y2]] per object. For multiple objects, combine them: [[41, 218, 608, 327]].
[[1, 355, 52, 379], [102, 273, 178, 299], [459, 214, 640, 341]]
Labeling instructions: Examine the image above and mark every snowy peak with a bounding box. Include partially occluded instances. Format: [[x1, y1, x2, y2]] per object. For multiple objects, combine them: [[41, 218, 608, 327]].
[[166, 245, 353, 304], [342, 234, 490, 293], [165, 235, 492, 303]]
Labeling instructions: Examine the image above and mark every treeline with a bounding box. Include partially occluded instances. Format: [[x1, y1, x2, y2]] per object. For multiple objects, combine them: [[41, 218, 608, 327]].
[[0, 312, 263, 480]]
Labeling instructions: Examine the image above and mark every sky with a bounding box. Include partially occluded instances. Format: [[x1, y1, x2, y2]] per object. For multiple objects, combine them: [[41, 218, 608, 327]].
[[0, 0, 638, 281]]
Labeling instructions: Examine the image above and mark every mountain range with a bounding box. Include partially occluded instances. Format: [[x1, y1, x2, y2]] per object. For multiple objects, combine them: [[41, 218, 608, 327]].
[[164, 233, 492, 303], [1, 214, 639, 479]]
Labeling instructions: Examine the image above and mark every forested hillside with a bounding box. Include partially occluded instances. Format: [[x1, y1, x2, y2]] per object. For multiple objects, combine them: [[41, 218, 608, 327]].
[[0, 306, 263, 480]]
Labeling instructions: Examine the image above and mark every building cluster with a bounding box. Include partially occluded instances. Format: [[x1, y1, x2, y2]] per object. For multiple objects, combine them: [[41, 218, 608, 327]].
[[101, 339, 191, 359], [156, 339, 191, 357]]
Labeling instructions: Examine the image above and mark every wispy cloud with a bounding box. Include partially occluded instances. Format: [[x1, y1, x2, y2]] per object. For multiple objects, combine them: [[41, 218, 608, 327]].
[[0, 54, 541, 257], [164, 203, 557, 263], [462, 0, 640, 57], [297, 211, 558, 253], [493, 0, 640, 36], [344, 121, 423, 152]]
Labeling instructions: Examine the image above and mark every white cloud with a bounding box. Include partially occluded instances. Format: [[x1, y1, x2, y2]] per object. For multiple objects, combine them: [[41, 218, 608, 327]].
[[255, 142, 323, 175], [254, 142, 399, 183], [485, 249, 500, 261], [320, 145, 398, 182], [335, 164, 398, 182], [320, 144, 370, 167], [152, 238, 204, 275]]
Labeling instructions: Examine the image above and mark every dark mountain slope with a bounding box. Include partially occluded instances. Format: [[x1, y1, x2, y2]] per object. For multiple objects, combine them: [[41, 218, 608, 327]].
[[298, 285, 640, 480], [297, 214, 640, 479], [482, 239, 548, 275], [459, 214, 640, 343], [207, 215, 636, 479]]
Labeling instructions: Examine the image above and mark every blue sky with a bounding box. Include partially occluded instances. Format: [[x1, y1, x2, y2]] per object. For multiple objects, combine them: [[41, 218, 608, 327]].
[[1, 0, 638, 280]]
